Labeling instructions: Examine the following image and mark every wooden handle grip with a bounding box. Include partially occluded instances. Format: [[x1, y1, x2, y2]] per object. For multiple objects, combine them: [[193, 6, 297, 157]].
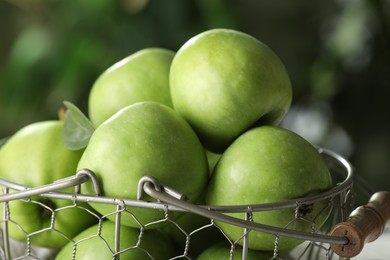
[[330, 191, 390, 258]]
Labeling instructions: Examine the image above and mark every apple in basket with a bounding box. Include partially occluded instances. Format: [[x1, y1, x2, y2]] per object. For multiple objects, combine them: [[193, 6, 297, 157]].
[[205, 125, 333, 252], [77, 101, 209, 228], [169, 28, 292, 152], [0, 121, 98, 249], [88, 47, 175, 127], [55, 220, 175, 259]]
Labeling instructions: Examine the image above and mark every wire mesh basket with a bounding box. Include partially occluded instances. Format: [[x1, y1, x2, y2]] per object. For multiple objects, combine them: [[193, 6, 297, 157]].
[[0, 148, 389, 260]]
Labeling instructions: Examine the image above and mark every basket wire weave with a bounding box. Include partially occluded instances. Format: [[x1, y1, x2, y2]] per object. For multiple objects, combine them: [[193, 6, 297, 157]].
[[0, 148, 363, 260]]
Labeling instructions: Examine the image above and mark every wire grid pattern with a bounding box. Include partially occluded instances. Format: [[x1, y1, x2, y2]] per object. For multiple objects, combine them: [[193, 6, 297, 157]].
[[0, 184, 354, 260], [0, 149, 357, 260]]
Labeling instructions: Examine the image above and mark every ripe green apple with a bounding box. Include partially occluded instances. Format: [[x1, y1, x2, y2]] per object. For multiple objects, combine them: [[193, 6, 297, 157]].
[[55, 220, 175, 259], [0, 121, 98, 249], [77, 101, 209, 228], [205, 126, 333, 251], [169, 28, 292, 152], [88, 47, 175, 127], [197, 242, 274, 260]]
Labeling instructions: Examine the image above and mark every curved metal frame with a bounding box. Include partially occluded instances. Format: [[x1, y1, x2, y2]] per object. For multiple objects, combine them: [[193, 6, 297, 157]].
[[0, 147, 354, 259]]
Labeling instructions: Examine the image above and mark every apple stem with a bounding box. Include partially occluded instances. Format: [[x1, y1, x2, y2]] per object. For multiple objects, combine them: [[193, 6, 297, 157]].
[[58, 107, 66, 121]]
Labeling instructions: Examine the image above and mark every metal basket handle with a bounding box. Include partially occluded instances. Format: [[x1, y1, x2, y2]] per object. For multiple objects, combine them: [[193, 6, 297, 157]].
[[329, 191, 390, 258]]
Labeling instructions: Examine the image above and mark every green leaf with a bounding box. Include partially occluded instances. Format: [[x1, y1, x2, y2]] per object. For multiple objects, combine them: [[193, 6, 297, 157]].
[[63, 101, 95, 150]]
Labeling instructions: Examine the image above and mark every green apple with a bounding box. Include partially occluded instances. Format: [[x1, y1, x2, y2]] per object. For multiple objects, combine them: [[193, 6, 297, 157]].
[[205, 126, 333, 251], [169, 28, 292, 152], [0, 121, 98, 249], [55, 220, 175, 259], [197, 242, 274, 260], [88, 47, 175, 127], [77, 101, 209, 228]]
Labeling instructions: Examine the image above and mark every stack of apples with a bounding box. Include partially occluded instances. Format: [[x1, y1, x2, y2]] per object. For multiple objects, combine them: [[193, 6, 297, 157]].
[[0, 29, 333, 259]]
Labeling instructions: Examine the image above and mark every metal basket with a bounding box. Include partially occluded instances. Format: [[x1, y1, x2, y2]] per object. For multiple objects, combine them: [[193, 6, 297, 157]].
[[0, 148, 388, 260]]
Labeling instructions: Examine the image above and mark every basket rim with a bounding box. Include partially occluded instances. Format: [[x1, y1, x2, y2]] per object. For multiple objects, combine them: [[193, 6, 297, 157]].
[[0, 147, 353, 213], [0, 147, 353, 247]]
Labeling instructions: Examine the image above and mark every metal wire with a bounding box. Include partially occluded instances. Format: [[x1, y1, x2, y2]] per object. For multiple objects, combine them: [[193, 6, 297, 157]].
[[142, 182, 349, 245], [0, 148, 353, 212], [0, 147, 355, 259]]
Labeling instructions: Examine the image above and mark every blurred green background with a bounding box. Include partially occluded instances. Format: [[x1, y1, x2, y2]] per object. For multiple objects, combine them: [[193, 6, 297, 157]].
[[1, 0, 389, 192]]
